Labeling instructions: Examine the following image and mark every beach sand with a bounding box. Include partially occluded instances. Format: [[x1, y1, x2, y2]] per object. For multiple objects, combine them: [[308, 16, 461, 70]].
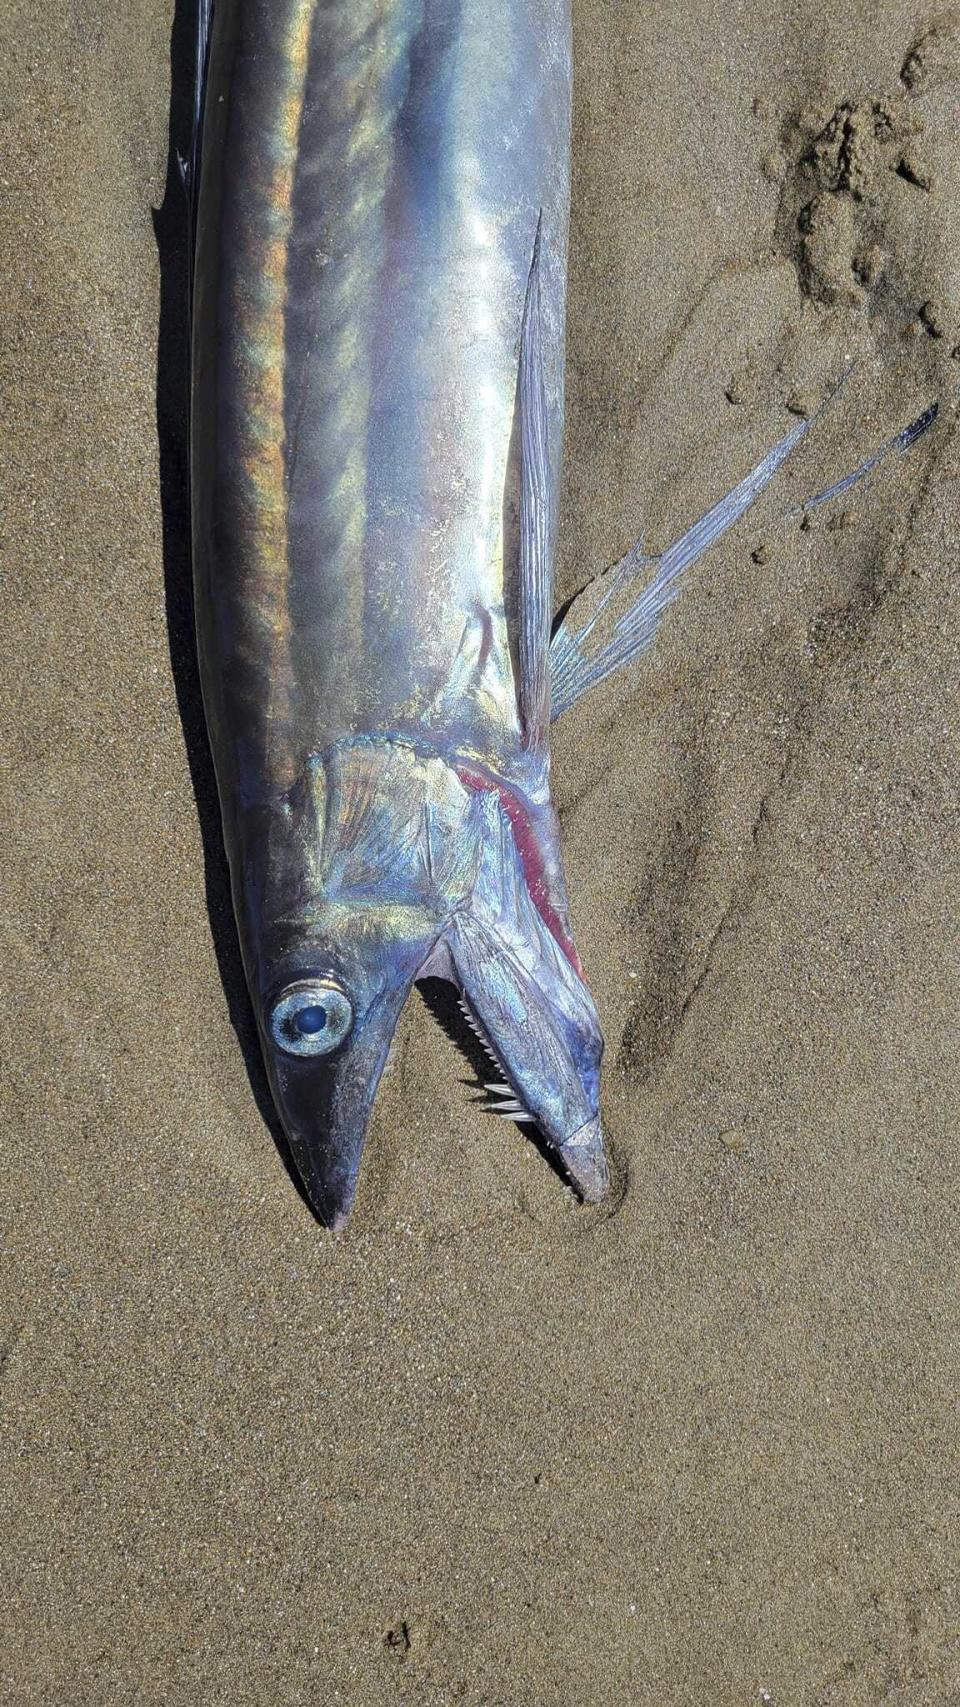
[[2, 1, 959, 1701]]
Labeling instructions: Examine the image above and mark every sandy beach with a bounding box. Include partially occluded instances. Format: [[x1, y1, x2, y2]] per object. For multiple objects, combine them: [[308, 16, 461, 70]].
[[2, 0, 958, 1701]]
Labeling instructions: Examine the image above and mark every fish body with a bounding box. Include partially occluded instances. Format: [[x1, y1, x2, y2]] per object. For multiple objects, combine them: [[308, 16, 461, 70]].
[[192, 0, 605, 1223]]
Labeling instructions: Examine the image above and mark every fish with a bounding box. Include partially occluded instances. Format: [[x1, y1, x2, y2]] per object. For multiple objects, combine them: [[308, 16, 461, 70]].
[[187, 0, 938, 1227]]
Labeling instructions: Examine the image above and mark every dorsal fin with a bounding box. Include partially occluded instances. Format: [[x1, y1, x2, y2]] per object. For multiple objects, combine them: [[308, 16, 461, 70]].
[[516, 215, 554, 761], [194, 1, 213, 153], [178, 1, 214, 263]]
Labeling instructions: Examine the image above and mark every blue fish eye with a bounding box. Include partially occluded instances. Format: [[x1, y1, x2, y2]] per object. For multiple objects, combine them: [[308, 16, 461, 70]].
[[295, 1005, 328, 1035], [269, 980, 353, 1058]]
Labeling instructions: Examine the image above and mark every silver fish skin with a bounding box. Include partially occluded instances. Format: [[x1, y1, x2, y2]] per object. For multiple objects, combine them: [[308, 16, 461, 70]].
[[191, 0, 607, 1224]]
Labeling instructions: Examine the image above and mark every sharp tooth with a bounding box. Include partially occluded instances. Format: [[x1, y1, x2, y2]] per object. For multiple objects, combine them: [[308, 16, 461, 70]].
[[491, 1100, 521, 1113], [485, 1082, 511, 1095], [457, 995, 505, 1069]]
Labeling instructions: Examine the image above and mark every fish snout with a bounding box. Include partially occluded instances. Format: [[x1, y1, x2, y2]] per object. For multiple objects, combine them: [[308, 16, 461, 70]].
[[558, 1116, 609, 1203]]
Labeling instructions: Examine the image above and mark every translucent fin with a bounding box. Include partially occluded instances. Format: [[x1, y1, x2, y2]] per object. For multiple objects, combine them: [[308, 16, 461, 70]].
[[178, 0, 214, 270], [550, 389, 938, 720], [516, 216, 554, 756], [194, 1, 213, 151], [549, 411, 814, 719], [786, 400, 938, 518], [187, 3, 213, 187]]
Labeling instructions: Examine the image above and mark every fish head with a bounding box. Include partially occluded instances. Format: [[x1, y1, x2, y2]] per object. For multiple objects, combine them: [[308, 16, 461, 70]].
[[244, 740, 472, 1227], [240, 739, 607, 1225]]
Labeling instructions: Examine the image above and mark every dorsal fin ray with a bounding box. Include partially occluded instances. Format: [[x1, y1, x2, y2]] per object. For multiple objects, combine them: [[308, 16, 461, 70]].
[[516, 215, 554, 760], [178, 0, 214, 274]]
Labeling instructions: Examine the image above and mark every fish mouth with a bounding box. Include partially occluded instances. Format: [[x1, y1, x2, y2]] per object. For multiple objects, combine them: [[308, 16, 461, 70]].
[[451, 986, 609, 1204]]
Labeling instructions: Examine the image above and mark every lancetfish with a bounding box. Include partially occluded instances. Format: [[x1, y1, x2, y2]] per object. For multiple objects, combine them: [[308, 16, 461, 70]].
[[188, 0, 936, 1226]]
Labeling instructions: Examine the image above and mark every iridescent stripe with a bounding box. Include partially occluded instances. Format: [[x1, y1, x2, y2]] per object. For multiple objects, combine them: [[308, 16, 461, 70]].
[[230, 0, 316, 776]]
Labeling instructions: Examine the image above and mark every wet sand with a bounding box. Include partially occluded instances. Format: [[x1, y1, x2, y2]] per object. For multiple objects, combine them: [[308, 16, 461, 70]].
[[2, 2, 959, 1702]]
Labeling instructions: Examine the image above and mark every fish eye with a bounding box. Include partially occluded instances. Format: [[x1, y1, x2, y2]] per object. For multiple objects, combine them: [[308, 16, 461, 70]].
[[269, 979, 354, 1058]]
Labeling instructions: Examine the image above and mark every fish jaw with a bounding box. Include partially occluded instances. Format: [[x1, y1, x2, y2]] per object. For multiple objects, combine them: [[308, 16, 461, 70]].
[[558, 1117, 609, 1203]]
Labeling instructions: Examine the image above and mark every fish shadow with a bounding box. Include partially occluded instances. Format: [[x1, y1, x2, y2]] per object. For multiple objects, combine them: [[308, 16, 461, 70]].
[[151, 0, 312, 1216]]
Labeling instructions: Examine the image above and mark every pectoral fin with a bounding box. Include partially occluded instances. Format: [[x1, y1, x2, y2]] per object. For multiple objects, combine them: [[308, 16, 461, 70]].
[[785, 399, 938, 520], [549, 391, 938, 719], [549, 410, 814, 719]]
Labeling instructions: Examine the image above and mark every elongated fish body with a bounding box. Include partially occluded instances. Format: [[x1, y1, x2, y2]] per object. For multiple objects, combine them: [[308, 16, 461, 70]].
[[192, 0, 892, 1223], [191, 0, 604, 1223]]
